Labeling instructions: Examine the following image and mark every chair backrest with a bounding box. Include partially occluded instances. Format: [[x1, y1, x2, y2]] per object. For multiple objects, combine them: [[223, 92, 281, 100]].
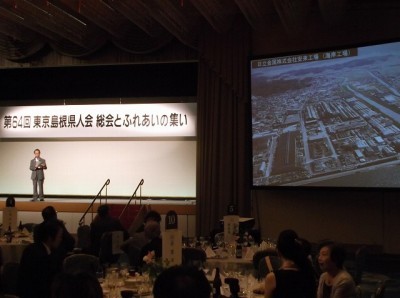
[[1, 262, 19, 295], [354, 246, 368, 285], [355, 285, 362, 298], [214, 232, 224, 246], [252, 249, 278, 270], [63, 254, 100, 275], [76, 225, 91, 253], [375, 280, 386, 298], [182, 248, 206, 268], [99, 231, 123, 265], [258, 255, 281, 279]]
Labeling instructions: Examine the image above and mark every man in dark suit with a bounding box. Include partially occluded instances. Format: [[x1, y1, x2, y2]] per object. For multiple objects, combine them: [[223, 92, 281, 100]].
[[17, 219, 64, 298], [34, 206, 76, 254], [89, 204, 129, 258], [30, 148, 47, 201]]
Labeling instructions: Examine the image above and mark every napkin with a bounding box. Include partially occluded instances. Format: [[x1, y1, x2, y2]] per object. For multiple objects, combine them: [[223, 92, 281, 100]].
[[205, 246, 216, 258], [260, 241, 268, 250], [244, 247, 254, 260]]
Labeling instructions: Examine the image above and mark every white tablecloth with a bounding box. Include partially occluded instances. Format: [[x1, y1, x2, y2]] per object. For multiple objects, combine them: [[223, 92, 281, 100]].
[[0, 238, 31, 264]]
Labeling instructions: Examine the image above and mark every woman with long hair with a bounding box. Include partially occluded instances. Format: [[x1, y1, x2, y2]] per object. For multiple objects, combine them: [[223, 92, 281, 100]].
[[264, 229, 317, 298]]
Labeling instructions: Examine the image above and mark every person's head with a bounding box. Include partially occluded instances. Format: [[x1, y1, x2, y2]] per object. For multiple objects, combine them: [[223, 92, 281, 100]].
[[35, 219, 63, 250], [144, 210, 162, 224], [42, 206, 58, 221], [34, 148, 41, 158], [276, 229, 316, 280], [97, 204, 109, 218], [51, 272, 103, 298], [276, 229, 303, 262], [153, 265, 211, 298], [144, 221, 161, 240], [318, 240, 347, 273], [298, 237, 312, 257]]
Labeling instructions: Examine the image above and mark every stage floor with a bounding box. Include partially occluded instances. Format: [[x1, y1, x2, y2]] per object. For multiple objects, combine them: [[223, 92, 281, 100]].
[[0, 196, 196, 214]]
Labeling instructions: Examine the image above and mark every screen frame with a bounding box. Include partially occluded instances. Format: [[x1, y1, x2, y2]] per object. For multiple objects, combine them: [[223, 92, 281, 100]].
[[249, 37, 400, 191]]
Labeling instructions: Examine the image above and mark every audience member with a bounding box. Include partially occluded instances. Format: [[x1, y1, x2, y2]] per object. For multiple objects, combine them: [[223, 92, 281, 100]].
[[90, 204, 129, 256], [298, 237, 320, 281], [122, 210, 162, 266], [34, 205, 76, 253], [51, 272, 103, 298], [317, 240, 356, 298], [139, 220, 162, 266], [135, 210, 162, 233], [17, 219, 65, 298], [153, 265, 211, 298], [264, 229, 317, 298]]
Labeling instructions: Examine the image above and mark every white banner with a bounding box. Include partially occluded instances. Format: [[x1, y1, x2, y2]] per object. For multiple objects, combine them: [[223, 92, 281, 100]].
[[0, 103, 196, 138]]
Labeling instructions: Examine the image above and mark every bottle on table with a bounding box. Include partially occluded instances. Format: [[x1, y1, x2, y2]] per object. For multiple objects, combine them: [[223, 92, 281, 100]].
[[6, 225, 12, 243], [18, 221, 23, 232], [212, 267, 222, 298], [235, 240, 242, 259]]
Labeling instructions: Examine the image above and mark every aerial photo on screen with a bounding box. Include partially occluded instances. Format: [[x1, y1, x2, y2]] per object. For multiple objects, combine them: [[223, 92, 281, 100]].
[[251, 41, 400, 187]]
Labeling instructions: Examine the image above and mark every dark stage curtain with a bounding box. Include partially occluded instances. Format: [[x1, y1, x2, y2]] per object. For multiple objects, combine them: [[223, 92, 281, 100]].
[[196, 16, 252, 236]]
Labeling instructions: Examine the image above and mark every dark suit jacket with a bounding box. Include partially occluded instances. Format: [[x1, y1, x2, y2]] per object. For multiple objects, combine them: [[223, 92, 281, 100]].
[[30, 157, 47, 180], [17, 242, 63, 298], [33, 220, 76, 254], [90, 215, 129, 256], [139, 237, 162, 266]]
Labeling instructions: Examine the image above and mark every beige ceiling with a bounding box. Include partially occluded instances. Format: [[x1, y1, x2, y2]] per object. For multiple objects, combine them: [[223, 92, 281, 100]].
[[0, 0, 399, 61]]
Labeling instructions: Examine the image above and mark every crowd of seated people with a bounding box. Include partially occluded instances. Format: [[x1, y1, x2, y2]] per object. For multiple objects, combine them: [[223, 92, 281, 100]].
[[253, 229, 356, 298], [9, 201, 360, 298], [14, 204, 163, 297]]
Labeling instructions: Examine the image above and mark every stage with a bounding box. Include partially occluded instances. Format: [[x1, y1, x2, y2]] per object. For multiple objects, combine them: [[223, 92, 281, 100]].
[[0, 195, 197, 238]]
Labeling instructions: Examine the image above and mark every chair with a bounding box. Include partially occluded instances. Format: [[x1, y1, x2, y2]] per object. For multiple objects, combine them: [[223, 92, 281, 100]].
[[355, 285, 362, 298], [346, 246, 368, 285], [76, 225, 91, 253], [63, 253, 100, 275], [99, 231, 124, 265], [182, 247, 206, 268], [258, 255, 281, 279], [0, 262, 19, 296], [252, 249, 278, 279], [375, 280, 386, 298], [214, 232, 224, 246]]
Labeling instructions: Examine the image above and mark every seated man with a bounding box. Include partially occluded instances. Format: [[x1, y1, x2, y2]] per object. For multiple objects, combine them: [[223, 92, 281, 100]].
[[139, 220, 162, 266], [317, 240, 356, 298], [18, 219, 65, 298], [34, 205, 76, 254], [153, 265, 211, 298], [122, 210, 162, 266], [90, 204, 129, 257]]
